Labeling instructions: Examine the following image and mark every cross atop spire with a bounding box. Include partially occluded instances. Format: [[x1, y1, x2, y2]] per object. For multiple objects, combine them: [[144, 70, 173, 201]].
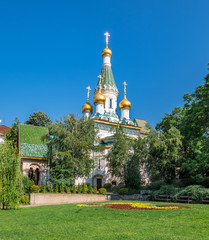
[[86, 86, 91, 101], [123, 81, 128, 96], [104, 32, 110, 47], [97, 74, 103, 89]]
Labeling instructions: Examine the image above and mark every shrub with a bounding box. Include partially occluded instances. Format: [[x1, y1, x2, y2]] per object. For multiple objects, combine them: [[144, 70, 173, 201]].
[[40, 181, 46, 193], [152, 185, 178, 200], [147, 181, 166, 190], [48, 182, 53, 193], [73, 184, 76, 194], [87, 185, 93, 194], [173, 185, 209, 202], [82, 184, 88, 194], [20, 194, 30, 205], [65, 186, 70, 193], [60, 184, 64, 193], [31, 185, 39, 193], [55, 183, 59, 193], [103, 183, 112, 191], [94, 184, 97, 194], [78, 184, 82, 194], [29, 180, 35, 193], [23, 176, 30, 193], [98, 188, 107, 195], [118, 188, 128, 195]]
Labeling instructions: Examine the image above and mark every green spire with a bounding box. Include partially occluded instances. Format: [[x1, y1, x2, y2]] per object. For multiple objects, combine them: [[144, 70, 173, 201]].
[[97, 65, 117, 89]]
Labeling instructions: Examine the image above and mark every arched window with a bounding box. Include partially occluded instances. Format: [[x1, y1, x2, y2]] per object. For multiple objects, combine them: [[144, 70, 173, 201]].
[[28, 168, 35, 181]]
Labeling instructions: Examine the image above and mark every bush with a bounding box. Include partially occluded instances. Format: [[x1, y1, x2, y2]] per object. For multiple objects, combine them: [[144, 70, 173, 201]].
[[98, 188, 107, 195], [73, 184, 76, 194], [65, 186, 70, 193], [40, 181, 46, 193], [152, 185, 178, 200], [87, 185, 93, 194], [173, 185, 209, 202], [94, 184, 97, 194], [29, 180, 35, 193], [118, 188, 128, 195], [60, 184, 64, 193], [55, 183, 59, 193], [103, 183, 112, 191], [20, 194, 30, 205], [31, 185, 39, 193], [23, 176, 30, 193], [147, 181, 166, 191], [81, 184, 87, 194], [48, 182, 53, 193]]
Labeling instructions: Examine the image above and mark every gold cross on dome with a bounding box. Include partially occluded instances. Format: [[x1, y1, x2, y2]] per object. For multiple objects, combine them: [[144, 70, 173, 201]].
[[86, 86, 91, 100], [104, 32, 110, 47], [98, 74, 103, 88], [123, 81, 128, 95]]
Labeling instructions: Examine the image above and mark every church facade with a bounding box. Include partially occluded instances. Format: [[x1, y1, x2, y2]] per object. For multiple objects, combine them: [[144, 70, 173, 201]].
[[78, 33, 149, 188]]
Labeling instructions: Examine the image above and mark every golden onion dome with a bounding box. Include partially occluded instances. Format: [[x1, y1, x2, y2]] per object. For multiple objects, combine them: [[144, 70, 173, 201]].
[[94, 88, 106, 104], [82, 100, 93, 113], [102, 47, 112, 57], [119, 96, 131, 110]]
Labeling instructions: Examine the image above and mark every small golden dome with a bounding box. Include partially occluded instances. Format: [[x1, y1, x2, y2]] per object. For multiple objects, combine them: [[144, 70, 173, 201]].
[[94, 88, 106, 104], [102, 47, 112, 57], [119, 96, 131, 110], [82, 100, 93, 113]]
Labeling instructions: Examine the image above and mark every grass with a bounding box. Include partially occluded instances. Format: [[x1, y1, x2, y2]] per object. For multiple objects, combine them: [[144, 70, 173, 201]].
[[0, 201, 209, 240]]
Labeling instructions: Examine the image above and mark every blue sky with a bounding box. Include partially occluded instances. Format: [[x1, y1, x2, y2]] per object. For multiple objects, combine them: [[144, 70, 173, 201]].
[[0, 0, 209, 128]]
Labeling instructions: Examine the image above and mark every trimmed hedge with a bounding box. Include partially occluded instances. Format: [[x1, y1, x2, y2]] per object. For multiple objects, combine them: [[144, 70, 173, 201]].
[[98, 188, 107, 195], [118, 188, 128, 195]]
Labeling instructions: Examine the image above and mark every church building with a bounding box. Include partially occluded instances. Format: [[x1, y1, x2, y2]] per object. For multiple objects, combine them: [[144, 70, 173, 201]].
[[79, 33, 149, 188]]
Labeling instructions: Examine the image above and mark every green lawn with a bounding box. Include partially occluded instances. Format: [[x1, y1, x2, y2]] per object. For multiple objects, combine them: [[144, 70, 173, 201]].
[[0, 202, 209, 240]]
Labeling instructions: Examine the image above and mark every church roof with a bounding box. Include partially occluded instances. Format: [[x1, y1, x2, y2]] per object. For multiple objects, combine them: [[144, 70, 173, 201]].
[[0, 125, 11, 134], [97, 65, 117, 90], [134, 119, 149, 132], [19, 124, 49, 159]]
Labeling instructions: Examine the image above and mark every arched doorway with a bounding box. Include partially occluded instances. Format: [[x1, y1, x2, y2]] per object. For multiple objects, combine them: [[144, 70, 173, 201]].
[[28, 165, 40, 185], [93, 174, 103, 190]]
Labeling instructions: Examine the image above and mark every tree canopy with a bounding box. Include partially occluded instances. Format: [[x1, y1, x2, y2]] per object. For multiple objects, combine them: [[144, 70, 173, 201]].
[[156, 67, 209, 183], [0, 141, 23, 209], [25, 111, 52, 127], [47, 114, 97, 186]]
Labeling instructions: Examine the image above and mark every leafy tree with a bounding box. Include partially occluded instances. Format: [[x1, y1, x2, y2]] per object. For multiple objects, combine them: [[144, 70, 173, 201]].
[[124, 137, 146, 189], [25, 111, 52, 127], [156, 107, 185, 133], [47, 114, 97, 186], [0, 141, 23, 209], [146, 127, 182, 183], [107, 126, 130, 180], [5, 118, 19, 148], [156, 67, 209, 183]]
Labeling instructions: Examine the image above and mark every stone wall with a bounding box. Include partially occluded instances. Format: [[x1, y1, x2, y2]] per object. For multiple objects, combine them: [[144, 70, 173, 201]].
[[30, 193, 108, 206]]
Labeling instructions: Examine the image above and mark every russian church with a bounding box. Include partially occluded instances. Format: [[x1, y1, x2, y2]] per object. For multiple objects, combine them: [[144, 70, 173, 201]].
[[17, 33, 149, 187], [78, 33, 149, 188]]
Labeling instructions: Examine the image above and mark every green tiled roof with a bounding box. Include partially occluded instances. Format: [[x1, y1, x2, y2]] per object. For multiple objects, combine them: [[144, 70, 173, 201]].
[[134, 118, 149, 132], [19, 124, 49, 159], [97, 65, 117, 89]]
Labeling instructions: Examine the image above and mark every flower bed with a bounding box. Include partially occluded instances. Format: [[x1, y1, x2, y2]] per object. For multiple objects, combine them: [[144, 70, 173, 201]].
[[77, 202, 191, 210]]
